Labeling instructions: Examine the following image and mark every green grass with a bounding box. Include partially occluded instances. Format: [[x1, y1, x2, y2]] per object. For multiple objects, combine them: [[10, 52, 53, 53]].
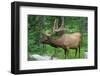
[[29, 44, 86, 59]]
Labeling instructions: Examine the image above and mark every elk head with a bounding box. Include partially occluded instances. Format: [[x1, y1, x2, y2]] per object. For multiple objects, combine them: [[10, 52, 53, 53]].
[[40, 31, 52, 44]]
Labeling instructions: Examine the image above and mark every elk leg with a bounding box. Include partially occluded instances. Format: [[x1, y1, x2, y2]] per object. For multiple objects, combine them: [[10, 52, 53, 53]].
[[64, 49, 68, 59], [75, 48, 78, 56], [79, 46, 80, 58], [52, 48, 57, 59], [54, 48, 57, 57], [67, 49, 69, 58], [64, 50, 66, 59]]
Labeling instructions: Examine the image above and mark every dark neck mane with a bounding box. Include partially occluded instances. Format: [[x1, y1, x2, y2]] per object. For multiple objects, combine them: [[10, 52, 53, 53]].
[[49, 37, 63, 48]]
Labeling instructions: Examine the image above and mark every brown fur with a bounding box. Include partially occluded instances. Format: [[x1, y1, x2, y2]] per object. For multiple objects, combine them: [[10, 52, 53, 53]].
[[41, 32, 82, 58]]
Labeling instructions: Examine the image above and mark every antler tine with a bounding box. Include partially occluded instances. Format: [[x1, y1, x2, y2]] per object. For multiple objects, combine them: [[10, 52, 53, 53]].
[[58, 17, 66, 31], [53, 19, 58, 32], [41, 31, 51, 37], [60, 17, 64, 28]]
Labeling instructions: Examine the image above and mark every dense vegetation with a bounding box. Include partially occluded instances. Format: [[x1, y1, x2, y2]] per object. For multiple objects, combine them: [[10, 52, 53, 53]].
[[28, 15, 88, 60]]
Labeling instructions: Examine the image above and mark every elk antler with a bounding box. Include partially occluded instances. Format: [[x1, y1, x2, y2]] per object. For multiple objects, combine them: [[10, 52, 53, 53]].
[[53, 19, 58, 33], [53, 18, 66, 33], [41, 31, 51, 37]]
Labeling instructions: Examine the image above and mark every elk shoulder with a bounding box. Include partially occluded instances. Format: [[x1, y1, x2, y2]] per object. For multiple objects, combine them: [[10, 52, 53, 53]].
[[56, 32, 81, 48]]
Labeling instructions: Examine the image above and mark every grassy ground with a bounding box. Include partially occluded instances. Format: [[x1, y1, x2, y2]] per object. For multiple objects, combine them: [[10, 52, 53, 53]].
[[29, 45, 85, 59], [46, 45, 85, 59]]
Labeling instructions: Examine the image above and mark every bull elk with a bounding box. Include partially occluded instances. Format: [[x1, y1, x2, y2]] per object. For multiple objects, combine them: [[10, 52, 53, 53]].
[[41, 19, 82, 59]]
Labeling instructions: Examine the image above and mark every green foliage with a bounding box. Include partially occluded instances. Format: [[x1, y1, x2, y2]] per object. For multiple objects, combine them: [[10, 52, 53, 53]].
[[28, 15, 88, 59]]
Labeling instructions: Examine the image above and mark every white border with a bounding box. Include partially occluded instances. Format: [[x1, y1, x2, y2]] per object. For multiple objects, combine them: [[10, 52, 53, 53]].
[[20, 6, 95, 70]]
